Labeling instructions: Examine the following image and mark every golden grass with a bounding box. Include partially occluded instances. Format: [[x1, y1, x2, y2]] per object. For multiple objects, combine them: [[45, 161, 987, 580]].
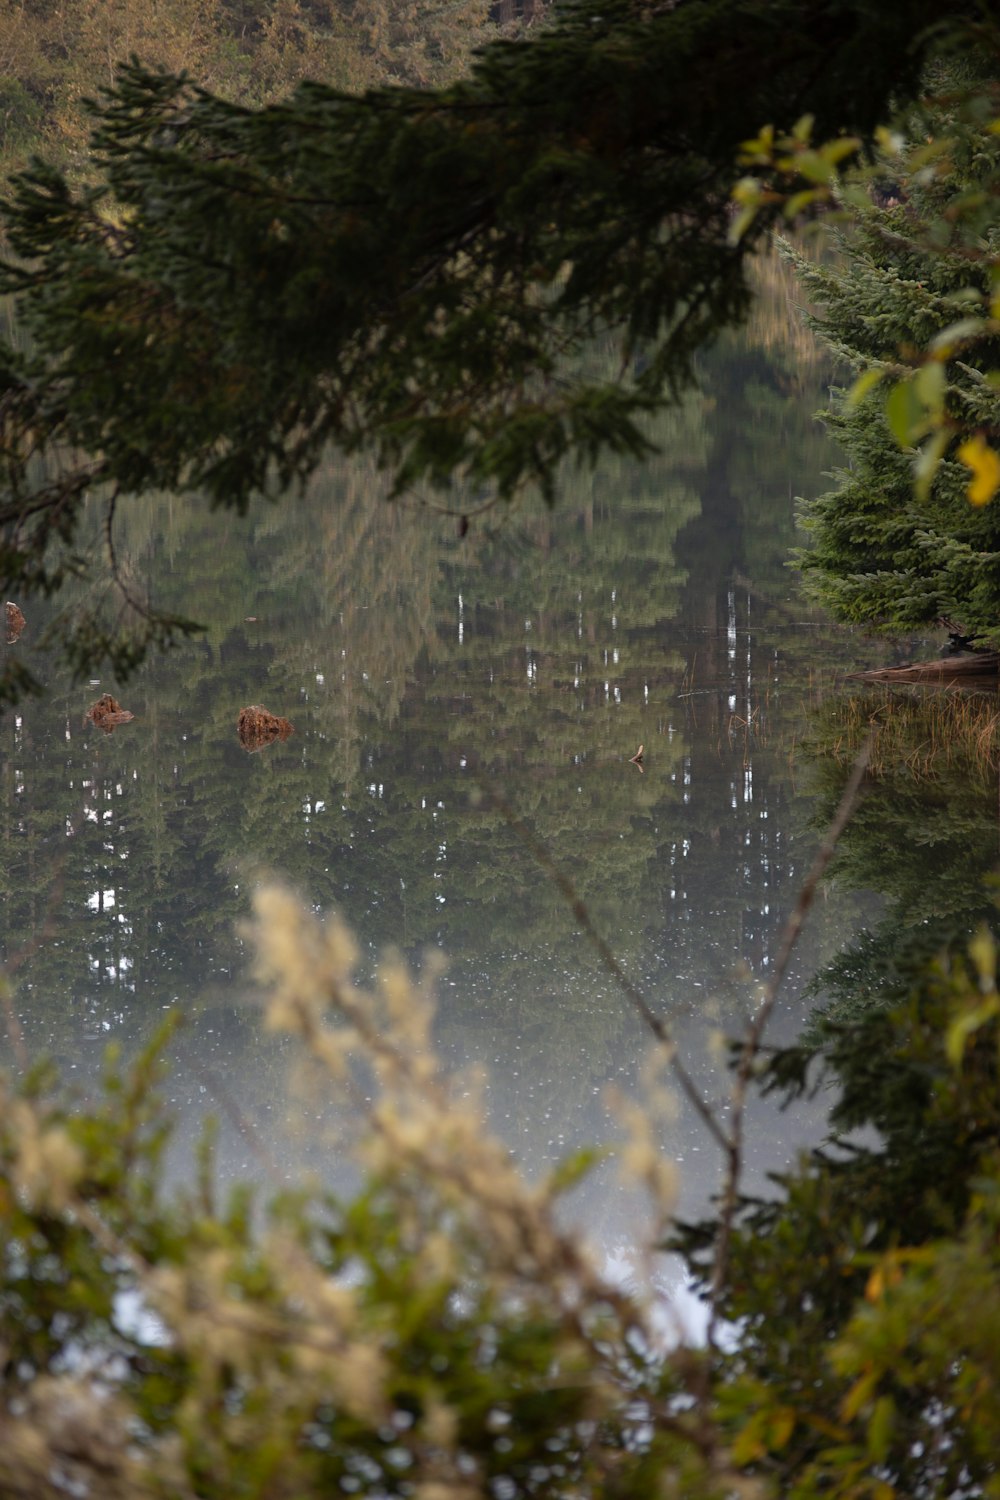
[[820, 687, 1000, 782]]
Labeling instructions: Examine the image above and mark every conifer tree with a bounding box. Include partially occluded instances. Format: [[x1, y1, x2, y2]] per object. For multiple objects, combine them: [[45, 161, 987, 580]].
[[790, 92, 1000, 643], [0, 1, 989, 696]]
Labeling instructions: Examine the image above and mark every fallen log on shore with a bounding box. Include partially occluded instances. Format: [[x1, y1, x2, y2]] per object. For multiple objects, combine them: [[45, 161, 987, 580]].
[[851, 652, 1000, 685]]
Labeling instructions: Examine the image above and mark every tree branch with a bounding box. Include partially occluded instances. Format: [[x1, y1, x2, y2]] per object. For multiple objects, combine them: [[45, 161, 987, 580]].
[[706, 735, 872, 1347]]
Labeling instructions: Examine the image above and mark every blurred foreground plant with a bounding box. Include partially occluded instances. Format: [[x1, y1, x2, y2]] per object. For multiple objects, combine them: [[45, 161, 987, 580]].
[[3, 886, 1000, 1497], [0, 888, 726, 1500]]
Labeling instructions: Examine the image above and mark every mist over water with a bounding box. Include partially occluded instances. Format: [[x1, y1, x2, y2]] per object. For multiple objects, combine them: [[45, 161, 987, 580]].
[[0, 317, 904, 1272]]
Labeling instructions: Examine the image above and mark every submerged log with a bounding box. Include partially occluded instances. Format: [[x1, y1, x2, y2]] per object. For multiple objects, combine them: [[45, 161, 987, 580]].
[[851, 652, 1000, 685], [85, 694, 135, 732], [237, 704, 294, 752]]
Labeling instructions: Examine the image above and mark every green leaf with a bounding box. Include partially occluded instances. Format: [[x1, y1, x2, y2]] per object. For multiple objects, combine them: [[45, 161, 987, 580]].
[[545, 1146, 609, 1196], [943, 287, 983, 306], [913, 427, 949, 500], [867, 1396, 895, 1464], [846, 367, 885, 409], [738, 125, 775, 161], [784, 188, 820, 218], [728, 204, 759, 245], [794, 150, 837, 186], [928, 317, 988, 356], [820, 135, 861, 166], [913, 360, 945, 414], [842, 1368, 879, 1421], [946, 995, 1000, 1067], [885, 378, 924, 447]]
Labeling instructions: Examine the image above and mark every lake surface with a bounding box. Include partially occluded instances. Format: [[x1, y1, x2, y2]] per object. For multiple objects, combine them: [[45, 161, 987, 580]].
[[0, 317, 928, 1286]]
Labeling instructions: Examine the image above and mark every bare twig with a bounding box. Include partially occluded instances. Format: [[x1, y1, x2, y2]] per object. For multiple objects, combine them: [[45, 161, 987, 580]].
[[1, 811, 83, 1070], [480, 738, 869, 1366], [706, 735, 871, 1345], [104, 486, 154, 622], [184, 1058, 283, 1182], [0, 976, 26, 1073], [486, 789, 729, 1152]]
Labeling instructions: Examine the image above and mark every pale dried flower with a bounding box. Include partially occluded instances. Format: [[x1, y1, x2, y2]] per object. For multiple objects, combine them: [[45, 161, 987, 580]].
[[422, 1398, 459, 1450], [10, 1107, 84, 1212], [414, 1483, 481, 1500]]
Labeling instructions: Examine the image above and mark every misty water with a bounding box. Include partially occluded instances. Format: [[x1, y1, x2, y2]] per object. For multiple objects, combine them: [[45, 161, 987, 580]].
[[1, 313, 933, 1306]]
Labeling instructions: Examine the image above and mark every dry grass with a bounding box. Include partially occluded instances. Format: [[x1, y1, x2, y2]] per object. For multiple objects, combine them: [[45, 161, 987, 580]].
[[819, 687, 1000, 782], [743, 238, 827, 389]]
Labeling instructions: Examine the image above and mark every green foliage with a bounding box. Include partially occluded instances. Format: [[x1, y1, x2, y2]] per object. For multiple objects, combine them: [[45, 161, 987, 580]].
[[0, 890, 724, 1499], [675, 918, 1000, 1498], [778, 686, 1000, 1059], [805, 689, 1000, 923], [0, 1, 981, 697], [791, 67, 1000, 641], [5, 883, 1000, 1495]]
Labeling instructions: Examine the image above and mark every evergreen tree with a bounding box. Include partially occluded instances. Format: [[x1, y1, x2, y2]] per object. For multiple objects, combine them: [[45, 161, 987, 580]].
[[791, 89, 1000, 642], [0, 2, 985, 698], [675, 926, 1000, 1498]]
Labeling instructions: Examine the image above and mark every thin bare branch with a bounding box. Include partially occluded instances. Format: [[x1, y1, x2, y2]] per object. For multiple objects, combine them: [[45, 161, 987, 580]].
[[706, 734, 871, 1345], [1, 811, 83, 1070], [486, 788, 729, 1152], [104, 485, 156, 622]]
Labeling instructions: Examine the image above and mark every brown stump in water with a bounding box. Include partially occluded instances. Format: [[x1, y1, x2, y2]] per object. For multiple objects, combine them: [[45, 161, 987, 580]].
[[85, 694, 135, 733], [237, 704, 294, 752], [5, 601, 25, 644]]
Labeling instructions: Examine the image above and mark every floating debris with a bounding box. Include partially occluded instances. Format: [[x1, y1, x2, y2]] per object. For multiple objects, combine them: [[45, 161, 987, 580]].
[[237, 704, 294, 753], [85, 694, 135, 734], [629, 743, 644, 772], [5, 601, 25, 644]]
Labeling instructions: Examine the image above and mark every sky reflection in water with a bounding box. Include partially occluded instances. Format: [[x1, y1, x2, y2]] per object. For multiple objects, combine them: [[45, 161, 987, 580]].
[[1, 335, 902, 1303]]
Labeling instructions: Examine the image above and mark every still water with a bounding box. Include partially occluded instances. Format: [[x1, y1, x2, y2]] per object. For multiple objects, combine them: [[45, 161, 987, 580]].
[[0, 325, 905, 1281]]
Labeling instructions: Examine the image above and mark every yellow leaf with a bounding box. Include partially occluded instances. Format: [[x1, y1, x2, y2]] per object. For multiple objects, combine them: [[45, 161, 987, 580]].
[[945, 994, 1000, 1068], [842, 1368, 878, 1421], [769, 1406, 796, 1451], [731, 176, 763, 205], [875, 125, 903, 152], [738, 125, 774, 163], [957, 434, 1000, 506], [864, 1255, 904, 1303], [731, 1418, 767, 1466], [969, 925, 997, 987]]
